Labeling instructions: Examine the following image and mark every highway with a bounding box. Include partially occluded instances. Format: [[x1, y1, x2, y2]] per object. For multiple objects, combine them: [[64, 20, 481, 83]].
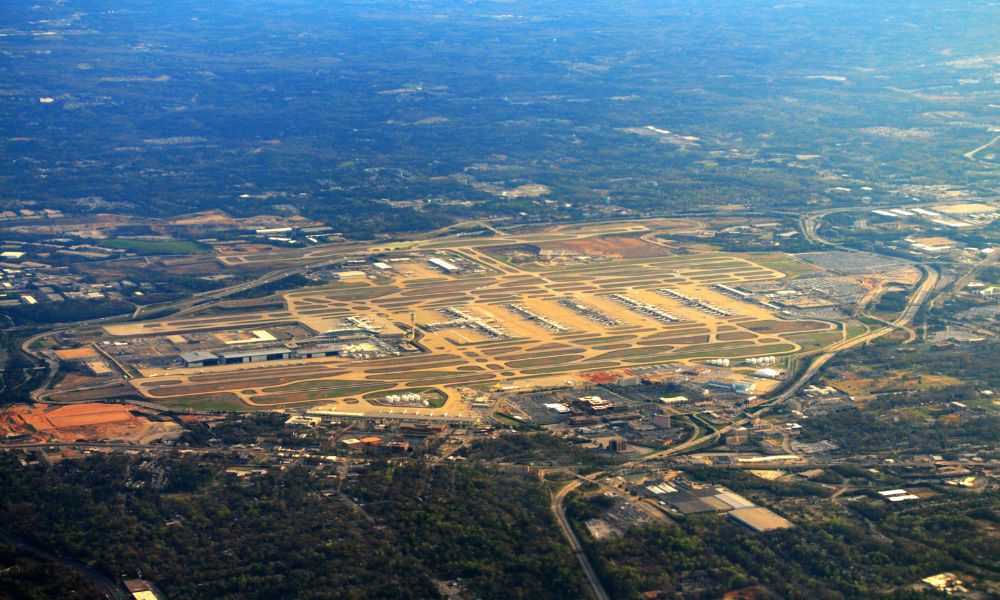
[[7, 203, 967, 600], [0, 440, 269, 455], [644, 255, 939, 461], [551, 478, 611, 600], [777, 264, 937, 395], [929, 245, 998, 310], [548, 207, 945, 598], [548, 259, 940, 599], [17, 199, 968, 406], [0, 530, 129, 600]]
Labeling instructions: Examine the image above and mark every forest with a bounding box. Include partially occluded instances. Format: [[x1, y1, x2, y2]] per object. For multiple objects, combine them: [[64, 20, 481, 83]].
[[463, 432, 623, 469], [0, 453, 586, 599], [0, 541, 103, 599], [3, 1, 998, 234], [805, 341, 1000, 455], [567, 479, 999, 599]]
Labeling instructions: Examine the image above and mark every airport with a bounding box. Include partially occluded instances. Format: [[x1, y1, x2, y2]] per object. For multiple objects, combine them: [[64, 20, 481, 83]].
[[45, 222, 848, 423]]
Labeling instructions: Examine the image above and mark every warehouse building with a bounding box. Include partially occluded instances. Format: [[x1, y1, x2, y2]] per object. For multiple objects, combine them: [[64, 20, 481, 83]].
[[647, 483, 755, 515], [296, 343, 344, 359], [727, 507, 795, 532], [180, 347, 293, 366], [707, 380, 757, 395], [179, 351, 221, 368], [428, 257, 460, 273], [218, 347, 293, 364]]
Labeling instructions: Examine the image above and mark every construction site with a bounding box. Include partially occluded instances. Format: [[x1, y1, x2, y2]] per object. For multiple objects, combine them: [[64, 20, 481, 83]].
[[0, 403, 184, 445]]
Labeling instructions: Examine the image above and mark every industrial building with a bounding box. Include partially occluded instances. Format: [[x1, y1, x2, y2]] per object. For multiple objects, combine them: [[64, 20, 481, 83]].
[[878, 489, 920, 502], [179, 350, 221, 368], [707, 380, 757, 395], [180, 347, 292, 366], [429, 257, 460, 273], [425, 306, 507, 339], [217, 347, 293, 364], [124, 579, 166, 600], [576, 395, 614, 413], [642, 483, 755, 515], [727, 507, 795, 532], [752, 368, 781, 379], [295, 343, 344, 359], [659, 395, 692, 406], [331, 270, 366, 280]]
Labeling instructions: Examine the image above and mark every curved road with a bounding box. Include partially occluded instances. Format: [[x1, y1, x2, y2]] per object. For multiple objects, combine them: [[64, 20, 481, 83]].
[[552, 213, 941, 600], [0, 530, 129, 600], [552, 263, 938, 600]]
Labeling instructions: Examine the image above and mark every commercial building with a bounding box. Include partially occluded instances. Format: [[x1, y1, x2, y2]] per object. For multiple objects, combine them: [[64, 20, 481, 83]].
[[576, 395, 614, 413], [285, 415, 322, 428], [651, 414, 672, 428], [616, 374, 641, 386], [725, 427, 752, 446], [607, 438, 629, 452]]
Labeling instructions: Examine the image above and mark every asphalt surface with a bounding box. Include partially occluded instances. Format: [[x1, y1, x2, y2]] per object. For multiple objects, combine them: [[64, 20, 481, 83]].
[[551, 478, 611, 600], [549, 206, 945, 600]]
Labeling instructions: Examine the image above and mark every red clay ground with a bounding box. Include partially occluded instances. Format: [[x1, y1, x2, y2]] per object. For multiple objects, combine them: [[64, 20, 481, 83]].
[[537, 235, 672, 259]]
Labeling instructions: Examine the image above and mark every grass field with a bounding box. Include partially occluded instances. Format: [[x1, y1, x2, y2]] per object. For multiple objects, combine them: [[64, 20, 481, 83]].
[[159, 393, 262, 412], [750, 253, 818, 278], [844, 323, 869, 339], [832, 371, 965, 397], [785, 331, 843, 352], [97, 238, 208, 255]]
